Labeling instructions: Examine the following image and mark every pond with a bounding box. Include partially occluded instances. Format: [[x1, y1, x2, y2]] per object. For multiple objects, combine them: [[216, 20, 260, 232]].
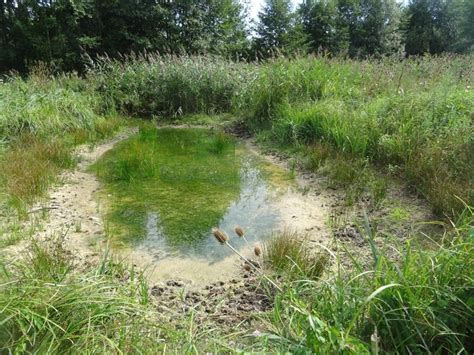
[[91, 125, 294, 265]]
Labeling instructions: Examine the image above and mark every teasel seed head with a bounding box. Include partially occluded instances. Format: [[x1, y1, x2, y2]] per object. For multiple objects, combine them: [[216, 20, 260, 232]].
[[243, 263, 251, 271], [254, 245, 262, 257], [212, 228, 228, 244], [235, 225, 245, 238]]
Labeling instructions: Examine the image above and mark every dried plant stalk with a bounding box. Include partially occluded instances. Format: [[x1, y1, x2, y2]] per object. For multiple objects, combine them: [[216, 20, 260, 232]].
[[212, 227, 282, 292]]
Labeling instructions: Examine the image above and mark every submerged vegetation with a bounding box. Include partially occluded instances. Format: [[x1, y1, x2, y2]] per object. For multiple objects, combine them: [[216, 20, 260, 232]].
[[0, 53, 472, 353], [92, 126, 240, 248]]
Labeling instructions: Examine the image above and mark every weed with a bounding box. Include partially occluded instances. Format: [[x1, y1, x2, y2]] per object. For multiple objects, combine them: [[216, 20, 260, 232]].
[[0, 235, 164, 353], [208, 131, 234, 155], [263, 230, 328, 280], [0, 136, 75, 208]]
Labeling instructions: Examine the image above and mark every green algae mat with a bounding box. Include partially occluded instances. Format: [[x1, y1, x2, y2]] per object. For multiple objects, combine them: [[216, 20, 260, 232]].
[[92, 125, 290, 258]]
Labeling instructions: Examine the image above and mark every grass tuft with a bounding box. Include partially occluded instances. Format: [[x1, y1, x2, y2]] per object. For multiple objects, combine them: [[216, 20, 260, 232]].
[[263, 230, 328, 280]]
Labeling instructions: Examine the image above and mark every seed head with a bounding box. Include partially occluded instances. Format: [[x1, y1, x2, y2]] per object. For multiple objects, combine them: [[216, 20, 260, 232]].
[[254, 245, 261, 257], [243, 263, 251, 271], [235, 225, 245, 238], [212, 228, 228, 244]]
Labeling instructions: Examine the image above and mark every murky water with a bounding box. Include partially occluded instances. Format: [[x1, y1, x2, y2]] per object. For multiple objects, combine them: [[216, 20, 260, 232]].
[[93, 127, 293, 263], [136, 156, 284, 261], [93, 127, 329, 286]]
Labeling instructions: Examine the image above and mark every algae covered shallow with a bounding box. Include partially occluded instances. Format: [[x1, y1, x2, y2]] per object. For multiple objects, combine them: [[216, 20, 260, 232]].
[[92, 125, 291, 260]]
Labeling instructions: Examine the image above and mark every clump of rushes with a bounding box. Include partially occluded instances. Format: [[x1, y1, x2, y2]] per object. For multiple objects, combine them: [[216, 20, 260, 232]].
[[212, 227, 282, 292]]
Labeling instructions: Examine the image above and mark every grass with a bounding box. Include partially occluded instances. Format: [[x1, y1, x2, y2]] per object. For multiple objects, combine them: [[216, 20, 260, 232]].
[[91, 53, 255, 118], [0, 136, 75, 210], [263, 229, 328, 280], [2, 54, 471, 217], [0, 67, 127, 212], [0, 70, 100, 138], [237, 55, 473, 217], [0, 54, 472, 353], [0, 235, 166, 353], [92, 125, 241, 248], [258, 206, 474, 353]]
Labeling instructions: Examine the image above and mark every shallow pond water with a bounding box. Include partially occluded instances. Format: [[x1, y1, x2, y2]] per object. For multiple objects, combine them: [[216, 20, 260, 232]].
[[92, 126, 293, 263]]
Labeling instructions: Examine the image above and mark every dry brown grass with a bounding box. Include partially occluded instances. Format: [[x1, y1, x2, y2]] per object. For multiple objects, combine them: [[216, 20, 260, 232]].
[[0, 135, 74, 208]]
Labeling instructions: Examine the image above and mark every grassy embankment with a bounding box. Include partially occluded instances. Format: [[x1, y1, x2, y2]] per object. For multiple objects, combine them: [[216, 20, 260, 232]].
[[0, 54, 472, 352]]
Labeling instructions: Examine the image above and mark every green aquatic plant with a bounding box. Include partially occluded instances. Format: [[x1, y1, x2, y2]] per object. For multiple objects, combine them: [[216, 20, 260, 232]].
[[92, 126, 241, 247]]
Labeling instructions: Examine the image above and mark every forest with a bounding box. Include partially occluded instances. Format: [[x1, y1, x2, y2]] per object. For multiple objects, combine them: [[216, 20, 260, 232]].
[[1, 0, 473, 73], [0, 0, 473, 353]]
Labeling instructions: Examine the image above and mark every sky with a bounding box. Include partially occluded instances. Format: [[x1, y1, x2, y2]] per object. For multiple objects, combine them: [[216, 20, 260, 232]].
[[248, 0, 408, 20], [249, 0, 303, 20]]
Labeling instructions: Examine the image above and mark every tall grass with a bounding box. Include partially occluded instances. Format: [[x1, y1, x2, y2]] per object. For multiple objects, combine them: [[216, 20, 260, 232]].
[[89, 53, 256, 118], [0, 67, 125, 209], [236, 55, 473, 216], [0, 70, 101, 138], [259, 206, 474, 353], [2, 55, 471, 217], [0, 236, 163, 353], [263, 229, 328, 280]]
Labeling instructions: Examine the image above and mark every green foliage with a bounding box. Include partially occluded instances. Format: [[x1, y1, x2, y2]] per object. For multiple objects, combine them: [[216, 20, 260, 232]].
[[92, 126, 240, 247], [0, 237, 163, 353], [258, 208, 474, 353], [0, 71, 101, 138], [263, 229, 328, 280], [254, 0, 308, 57], [238, 55, 473, 216], [0, 0, 250, 73], [92, 54, 254, 117], [0, 0, 472, 75], [0, 69, 125, 209], [300, 0, 404, 57], [0, 135, 75, 209]]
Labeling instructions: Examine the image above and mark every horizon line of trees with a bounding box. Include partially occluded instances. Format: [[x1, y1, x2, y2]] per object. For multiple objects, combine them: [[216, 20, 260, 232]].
[[0, 0, 473, 73]]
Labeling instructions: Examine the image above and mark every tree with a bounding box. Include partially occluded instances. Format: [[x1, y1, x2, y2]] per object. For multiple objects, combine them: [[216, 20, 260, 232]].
[[353, 0, 404, 56], [404, 0, 455, 55], [448, 0, 474, 53], [254, 0, 307, 57], [299, 0, 340, 54]]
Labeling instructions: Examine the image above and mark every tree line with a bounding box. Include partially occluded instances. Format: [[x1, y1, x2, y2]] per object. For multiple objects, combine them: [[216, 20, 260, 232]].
[[0, 0, 472, 73]]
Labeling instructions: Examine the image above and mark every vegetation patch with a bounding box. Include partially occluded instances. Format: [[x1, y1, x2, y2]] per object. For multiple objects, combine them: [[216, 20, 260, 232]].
[[92, 125, 241, 248], [258, 210, 474, 353]]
